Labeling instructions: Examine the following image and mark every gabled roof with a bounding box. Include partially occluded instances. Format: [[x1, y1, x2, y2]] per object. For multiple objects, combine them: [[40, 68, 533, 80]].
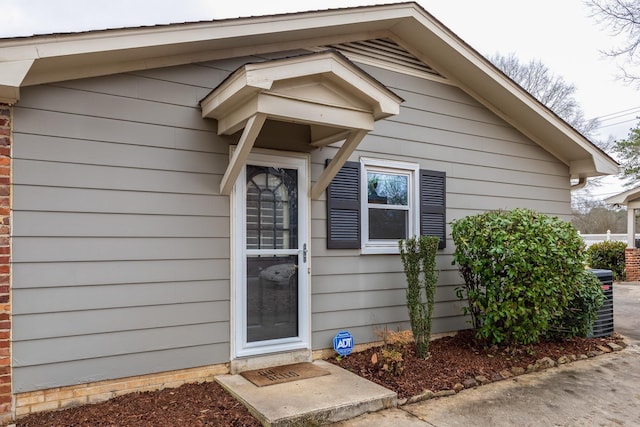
[[0, 2, 618, 178], [605, 186, 640, 206], [199, 50, 404, 198]]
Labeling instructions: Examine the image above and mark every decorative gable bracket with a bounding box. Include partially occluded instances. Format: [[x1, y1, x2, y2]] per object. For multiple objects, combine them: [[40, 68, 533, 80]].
[[200, 50, 403, 198]]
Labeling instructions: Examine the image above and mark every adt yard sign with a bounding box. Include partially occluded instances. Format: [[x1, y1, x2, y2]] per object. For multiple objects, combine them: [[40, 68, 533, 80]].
[[333, 330, 354, 356]]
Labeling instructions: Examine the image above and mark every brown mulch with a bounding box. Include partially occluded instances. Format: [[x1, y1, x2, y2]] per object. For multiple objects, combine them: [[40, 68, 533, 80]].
[[15, 331, 625, 426], [327, 329, 625, 399], [16, 381, 262, 427]]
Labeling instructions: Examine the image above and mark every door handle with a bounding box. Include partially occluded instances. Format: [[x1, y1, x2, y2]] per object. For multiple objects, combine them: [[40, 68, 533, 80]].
[[302, 243, 307, 263]]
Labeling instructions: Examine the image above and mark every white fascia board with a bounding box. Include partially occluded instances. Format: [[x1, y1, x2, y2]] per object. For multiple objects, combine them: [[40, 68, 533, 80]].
[[257, 92, 375, 130], [0, 59, 34, 102], [0, 4, 417, 87], [201, 69, 256, 119], [389, 11, 619, 178]]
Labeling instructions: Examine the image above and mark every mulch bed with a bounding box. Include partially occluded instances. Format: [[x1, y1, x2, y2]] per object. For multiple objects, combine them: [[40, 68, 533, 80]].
[[16, 381, 262, 427], [15, 331, 625, 426], [327, 329, 626, 399]]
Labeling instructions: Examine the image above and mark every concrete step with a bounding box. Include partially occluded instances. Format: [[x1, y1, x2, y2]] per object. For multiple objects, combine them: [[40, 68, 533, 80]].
[[215, 360, 397, 426]]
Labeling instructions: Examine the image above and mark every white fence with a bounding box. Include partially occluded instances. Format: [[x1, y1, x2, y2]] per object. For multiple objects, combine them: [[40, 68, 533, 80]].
[[579, 231, 638, 248]]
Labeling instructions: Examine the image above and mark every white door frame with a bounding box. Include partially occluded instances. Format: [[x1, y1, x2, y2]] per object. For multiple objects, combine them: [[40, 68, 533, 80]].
[[231, 149, 310, 359]]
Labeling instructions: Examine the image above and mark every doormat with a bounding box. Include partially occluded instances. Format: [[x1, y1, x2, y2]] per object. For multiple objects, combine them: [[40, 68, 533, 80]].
[[240, 362, 330, 387]]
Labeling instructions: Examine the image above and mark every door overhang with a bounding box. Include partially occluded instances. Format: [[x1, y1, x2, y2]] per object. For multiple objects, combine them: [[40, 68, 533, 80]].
[[200, 50, 403, 198]]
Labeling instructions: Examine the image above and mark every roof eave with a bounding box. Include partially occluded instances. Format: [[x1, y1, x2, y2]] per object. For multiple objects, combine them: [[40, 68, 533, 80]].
[[605, 186, 640, 205], [387, 11, 619, 179], [0, 3, 420, 90], [0, 2, 618, 178]]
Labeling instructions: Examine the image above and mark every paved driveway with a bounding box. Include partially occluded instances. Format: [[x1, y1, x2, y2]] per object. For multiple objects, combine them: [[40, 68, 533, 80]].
[[337, 282, 640, 426]]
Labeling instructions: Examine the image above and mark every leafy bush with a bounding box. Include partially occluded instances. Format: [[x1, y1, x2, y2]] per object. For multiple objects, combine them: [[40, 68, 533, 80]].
[[451, 209, 586, 345], [399, 235, 439, 358], [547, 270, 605, 338], [586, 240, 626, 280]]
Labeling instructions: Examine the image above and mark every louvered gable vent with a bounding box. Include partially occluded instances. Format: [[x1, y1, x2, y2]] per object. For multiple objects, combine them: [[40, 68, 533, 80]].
[[325, 38, 444, 80]]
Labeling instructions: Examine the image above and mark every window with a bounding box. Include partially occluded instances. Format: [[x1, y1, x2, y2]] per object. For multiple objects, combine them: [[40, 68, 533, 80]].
[[361, 158, 419, 253], [326, 158, 446, 253]]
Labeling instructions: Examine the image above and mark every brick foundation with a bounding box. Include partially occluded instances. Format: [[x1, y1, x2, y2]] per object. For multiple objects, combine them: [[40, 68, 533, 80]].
[[15, 363, 228, 419], [0, 103, 11, 423], [625, 248, 640, 282]]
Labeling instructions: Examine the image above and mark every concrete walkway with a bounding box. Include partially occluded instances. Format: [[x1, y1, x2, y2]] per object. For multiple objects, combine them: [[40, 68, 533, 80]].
[[216, 360, 396, 426], [336, 282, 640, 426]]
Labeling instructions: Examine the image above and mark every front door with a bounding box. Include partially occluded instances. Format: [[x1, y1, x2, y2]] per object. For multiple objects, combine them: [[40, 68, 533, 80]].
[[233, 151, 309, 358]]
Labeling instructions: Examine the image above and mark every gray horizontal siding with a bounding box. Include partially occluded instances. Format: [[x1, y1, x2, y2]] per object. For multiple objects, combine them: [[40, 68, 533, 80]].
[[14, 133, 228, 173], [14, 344, 229, 393], [13, 259, 230, 289], [13, 108, 224, 153], [13, 237, 229, 262], [14, 324, 223, 366], [11, 47, 575, 391], [14, 301, 229, 340], [17, 85, 215, 131], [12, 61, 237, 392], [14, 186, 229, 215], [13, 280, 228, 313], [312, 316, 471, 352], [13, 212, 229, 237], [14, 159, 222, 194], [309, 61, 571, 350]]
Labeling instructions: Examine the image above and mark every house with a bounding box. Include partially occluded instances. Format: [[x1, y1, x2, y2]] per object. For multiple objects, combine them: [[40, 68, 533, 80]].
[[0, 2, 618, 421], [606, 186, 640, 280]]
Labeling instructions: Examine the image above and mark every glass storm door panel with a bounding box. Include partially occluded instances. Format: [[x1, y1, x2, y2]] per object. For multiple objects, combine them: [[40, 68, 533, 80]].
[[233, 152, 309, 358], [245, 165, 299, 342]]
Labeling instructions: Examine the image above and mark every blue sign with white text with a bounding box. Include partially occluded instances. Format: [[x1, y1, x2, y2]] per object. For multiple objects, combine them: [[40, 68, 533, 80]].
[[333, 330, 354, 356]]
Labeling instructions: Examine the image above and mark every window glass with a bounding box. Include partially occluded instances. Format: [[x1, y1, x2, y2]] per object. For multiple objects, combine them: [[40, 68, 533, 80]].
[[368, 209, 408, 239], [361, 159, 419, 253], [367, 172, 408, 205], [246, 166, 297, 250]]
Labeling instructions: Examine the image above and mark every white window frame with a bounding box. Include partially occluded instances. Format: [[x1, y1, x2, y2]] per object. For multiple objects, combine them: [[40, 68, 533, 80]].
[[360, 157, 420, 254]]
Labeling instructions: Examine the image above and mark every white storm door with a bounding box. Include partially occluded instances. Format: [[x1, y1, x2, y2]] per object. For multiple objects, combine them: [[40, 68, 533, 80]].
[[233, 151, 309, 358]]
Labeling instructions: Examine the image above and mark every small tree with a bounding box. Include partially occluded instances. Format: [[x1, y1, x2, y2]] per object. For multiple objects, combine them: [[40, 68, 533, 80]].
[[399, 235, 439, 359], [614, 121, 640, 184], [451, 209, 586, 345]]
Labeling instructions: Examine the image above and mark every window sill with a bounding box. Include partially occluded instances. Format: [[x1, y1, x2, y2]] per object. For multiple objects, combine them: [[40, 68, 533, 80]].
[[361, 245, 401, 255]]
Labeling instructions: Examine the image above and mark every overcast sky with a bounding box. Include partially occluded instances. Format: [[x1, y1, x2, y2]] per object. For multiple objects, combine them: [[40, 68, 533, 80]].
[[0, 0, 636, 197]]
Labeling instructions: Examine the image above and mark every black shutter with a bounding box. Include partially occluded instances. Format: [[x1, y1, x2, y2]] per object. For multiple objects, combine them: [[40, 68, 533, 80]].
[[326, 160, 360, 249], [420, 170, 446, 249]]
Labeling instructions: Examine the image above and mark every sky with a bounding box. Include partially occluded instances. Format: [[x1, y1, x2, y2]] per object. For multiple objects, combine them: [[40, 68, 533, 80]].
[[0, 0, 637, 198]]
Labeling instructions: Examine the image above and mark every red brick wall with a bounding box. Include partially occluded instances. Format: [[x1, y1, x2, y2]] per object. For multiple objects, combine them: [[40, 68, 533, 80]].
[[0, 103, 11, 420], [626, 248, 640, 282]]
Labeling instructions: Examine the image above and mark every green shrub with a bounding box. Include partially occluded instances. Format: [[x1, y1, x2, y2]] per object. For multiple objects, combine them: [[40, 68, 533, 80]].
[[451, 209, 586, 345], [547, 270, 605, 338], [586, 240, 626, 280], [399, 235, 439, 359]]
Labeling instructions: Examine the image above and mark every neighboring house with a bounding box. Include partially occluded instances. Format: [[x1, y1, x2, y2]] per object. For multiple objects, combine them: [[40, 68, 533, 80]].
[[0, 2, 617, 421], [606, 187, 640, 281]]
